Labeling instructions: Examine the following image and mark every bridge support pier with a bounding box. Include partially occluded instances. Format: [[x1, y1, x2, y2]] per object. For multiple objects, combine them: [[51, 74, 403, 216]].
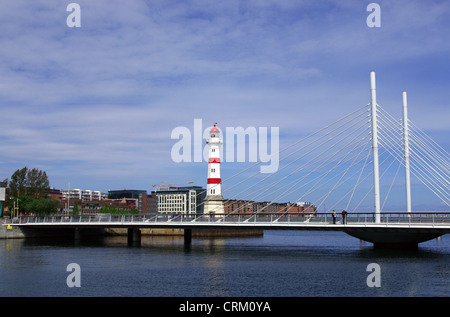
[[184, 229, 192, 245], [74, 228, 82, 240], [344, 228, 443, 250], [127, 228, 141, 246], [373, 242, 418, 250]]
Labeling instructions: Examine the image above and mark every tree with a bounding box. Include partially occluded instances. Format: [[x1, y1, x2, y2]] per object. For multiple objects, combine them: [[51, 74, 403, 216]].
[[99, 205, 138, 215], [20, 196, 58, 215], [8, 167, 50, 199], [9, 167, 28, 199], [0, 179, 7, 187], [28, 198, 58, 215], [7, 167, 54, 215], [26, 168, 50, 198], [73, 203, 79, 216]]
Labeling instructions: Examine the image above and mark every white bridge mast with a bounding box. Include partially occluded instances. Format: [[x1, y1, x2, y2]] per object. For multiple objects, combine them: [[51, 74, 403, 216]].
[[402, 91, 412, 213], [370, 72, 381, 223]]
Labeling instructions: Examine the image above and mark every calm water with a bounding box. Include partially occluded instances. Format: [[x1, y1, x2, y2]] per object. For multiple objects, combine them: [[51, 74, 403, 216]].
[[0, 231, 448, 297]]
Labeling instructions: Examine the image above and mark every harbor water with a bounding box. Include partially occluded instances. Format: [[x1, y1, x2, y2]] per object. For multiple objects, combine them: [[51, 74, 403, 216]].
[[0, 230, 448, 297]]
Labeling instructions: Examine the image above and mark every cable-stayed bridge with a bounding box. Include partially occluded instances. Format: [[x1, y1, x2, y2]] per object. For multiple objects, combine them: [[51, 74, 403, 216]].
[[10, 212, 450, 249], [217, 72, 448, 217], [219, 87, 448, 215], [5, 72, 450, 248]]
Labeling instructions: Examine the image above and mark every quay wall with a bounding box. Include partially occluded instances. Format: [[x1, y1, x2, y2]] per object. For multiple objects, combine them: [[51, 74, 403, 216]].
[[192, 228, 263, 237], [1, 221, 263, 239], [0, 224, 25, 239], [106, 228, 263, 237], [105, 228, 184, 236]]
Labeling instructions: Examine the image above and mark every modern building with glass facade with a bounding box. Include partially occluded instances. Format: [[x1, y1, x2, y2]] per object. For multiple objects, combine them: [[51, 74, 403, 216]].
[[154, 186, 205, 215], [108, 189, 147, 199]]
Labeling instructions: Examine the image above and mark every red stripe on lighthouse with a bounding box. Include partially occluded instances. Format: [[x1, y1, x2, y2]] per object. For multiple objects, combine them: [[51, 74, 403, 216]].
[[208, 158, 221, 163], [207, 178, 221, 184]]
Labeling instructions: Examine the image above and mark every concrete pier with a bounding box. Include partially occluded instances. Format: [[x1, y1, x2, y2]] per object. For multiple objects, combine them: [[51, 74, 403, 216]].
[[344, 227, 443, 249], [127, 228, 141, 245], [74, 228, 82, 240], [0, 222, 25, 239], [184, 228, 192, 245]]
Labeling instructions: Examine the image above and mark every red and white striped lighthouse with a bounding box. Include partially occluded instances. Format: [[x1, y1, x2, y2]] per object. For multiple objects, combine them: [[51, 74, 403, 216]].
[[206, 123, 222, 196], [204, 122, 224, 215]]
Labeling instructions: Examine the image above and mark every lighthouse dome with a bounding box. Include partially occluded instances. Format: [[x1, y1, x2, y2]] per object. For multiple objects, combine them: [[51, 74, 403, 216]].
[[210, 123, 219, 133]]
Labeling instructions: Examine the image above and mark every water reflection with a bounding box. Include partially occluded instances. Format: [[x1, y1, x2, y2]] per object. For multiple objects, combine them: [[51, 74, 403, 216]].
[[0, 231, 448, 297]]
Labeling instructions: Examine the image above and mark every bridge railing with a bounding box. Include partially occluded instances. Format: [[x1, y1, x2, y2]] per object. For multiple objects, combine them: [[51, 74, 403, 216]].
[[7, 212, 450, 226]]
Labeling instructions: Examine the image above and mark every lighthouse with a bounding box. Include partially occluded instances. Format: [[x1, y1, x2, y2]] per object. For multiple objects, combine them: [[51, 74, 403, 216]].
[[204, 123, 225, 216]]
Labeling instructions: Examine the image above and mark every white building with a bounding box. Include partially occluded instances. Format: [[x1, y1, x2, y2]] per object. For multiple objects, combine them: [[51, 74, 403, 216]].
[[155, 186, 205, 215], [92, 191, 106, 200], [82, 190, 92, 201], [61, 189, 106, 201]]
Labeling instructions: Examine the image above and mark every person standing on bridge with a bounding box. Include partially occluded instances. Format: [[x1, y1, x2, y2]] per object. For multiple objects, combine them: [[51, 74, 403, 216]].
[[342, 209, 348, 224], [332, 210, 337, 224]]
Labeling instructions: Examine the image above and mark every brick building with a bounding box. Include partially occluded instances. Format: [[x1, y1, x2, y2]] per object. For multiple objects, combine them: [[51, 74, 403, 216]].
[[224, 200, 316, 214]]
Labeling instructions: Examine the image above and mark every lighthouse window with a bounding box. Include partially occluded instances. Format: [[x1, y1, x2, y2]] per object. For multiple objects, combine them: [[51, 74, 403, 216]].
[[212, 149, 215, 152], [211, 168, 215, 172], [211, 189, 215, 194]]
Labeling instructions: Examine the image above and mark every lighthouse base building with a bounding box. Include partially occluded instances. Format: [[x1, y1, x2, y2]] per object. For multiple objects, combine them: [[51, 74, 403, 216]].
[[204, 193, 225, 216]]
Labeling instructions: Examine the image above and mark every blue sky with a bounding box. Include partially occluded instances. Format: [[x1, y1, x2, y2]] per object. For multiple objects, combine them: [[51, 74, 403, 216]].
[[0, 0, 449, 210]]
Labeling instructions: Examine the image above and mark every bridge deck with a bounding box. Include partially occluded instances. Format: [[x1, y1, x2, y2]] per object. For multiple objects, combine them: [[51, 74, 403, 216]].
[[5, 212, 450, 232], [4, 213, 449, 247]]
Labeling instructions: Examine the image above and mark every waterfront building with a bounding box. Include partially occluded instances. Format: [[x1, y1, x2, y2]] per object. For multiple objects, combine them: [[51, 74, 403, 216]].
[[60, 188, 107, 201], [224, 200, 316, 214], [82, 190, 92, 201], [47, 187, 63, 200], [62, 188, 81, 200], [92, 191, 104, 200], [50, 188, 155, 215], [108, 189, 147, 199], [108, 190, 147, 214], [154, 186, 205, 215], [57, 197, 139, 215]]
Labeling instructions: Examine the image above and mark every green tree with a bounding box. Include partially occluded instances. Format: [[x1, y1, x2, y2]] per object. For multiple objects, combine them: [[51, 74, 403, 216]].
[[17, 195, 58, 215], [99, 205, 118, 214], [99, 205, 138, 215], [8, 167, 54, 215], [8, 167, 50, 199], [73, 203, 79, 216], [28, 198, 58, 215], [26, 168, 50, 198], [9, 167, 28, 199]]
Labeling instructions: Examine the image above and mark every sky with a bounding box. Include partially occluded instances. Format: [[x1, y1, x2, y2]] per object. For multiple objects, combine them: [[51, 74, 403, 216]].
[[0, 0, 449, 210]]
